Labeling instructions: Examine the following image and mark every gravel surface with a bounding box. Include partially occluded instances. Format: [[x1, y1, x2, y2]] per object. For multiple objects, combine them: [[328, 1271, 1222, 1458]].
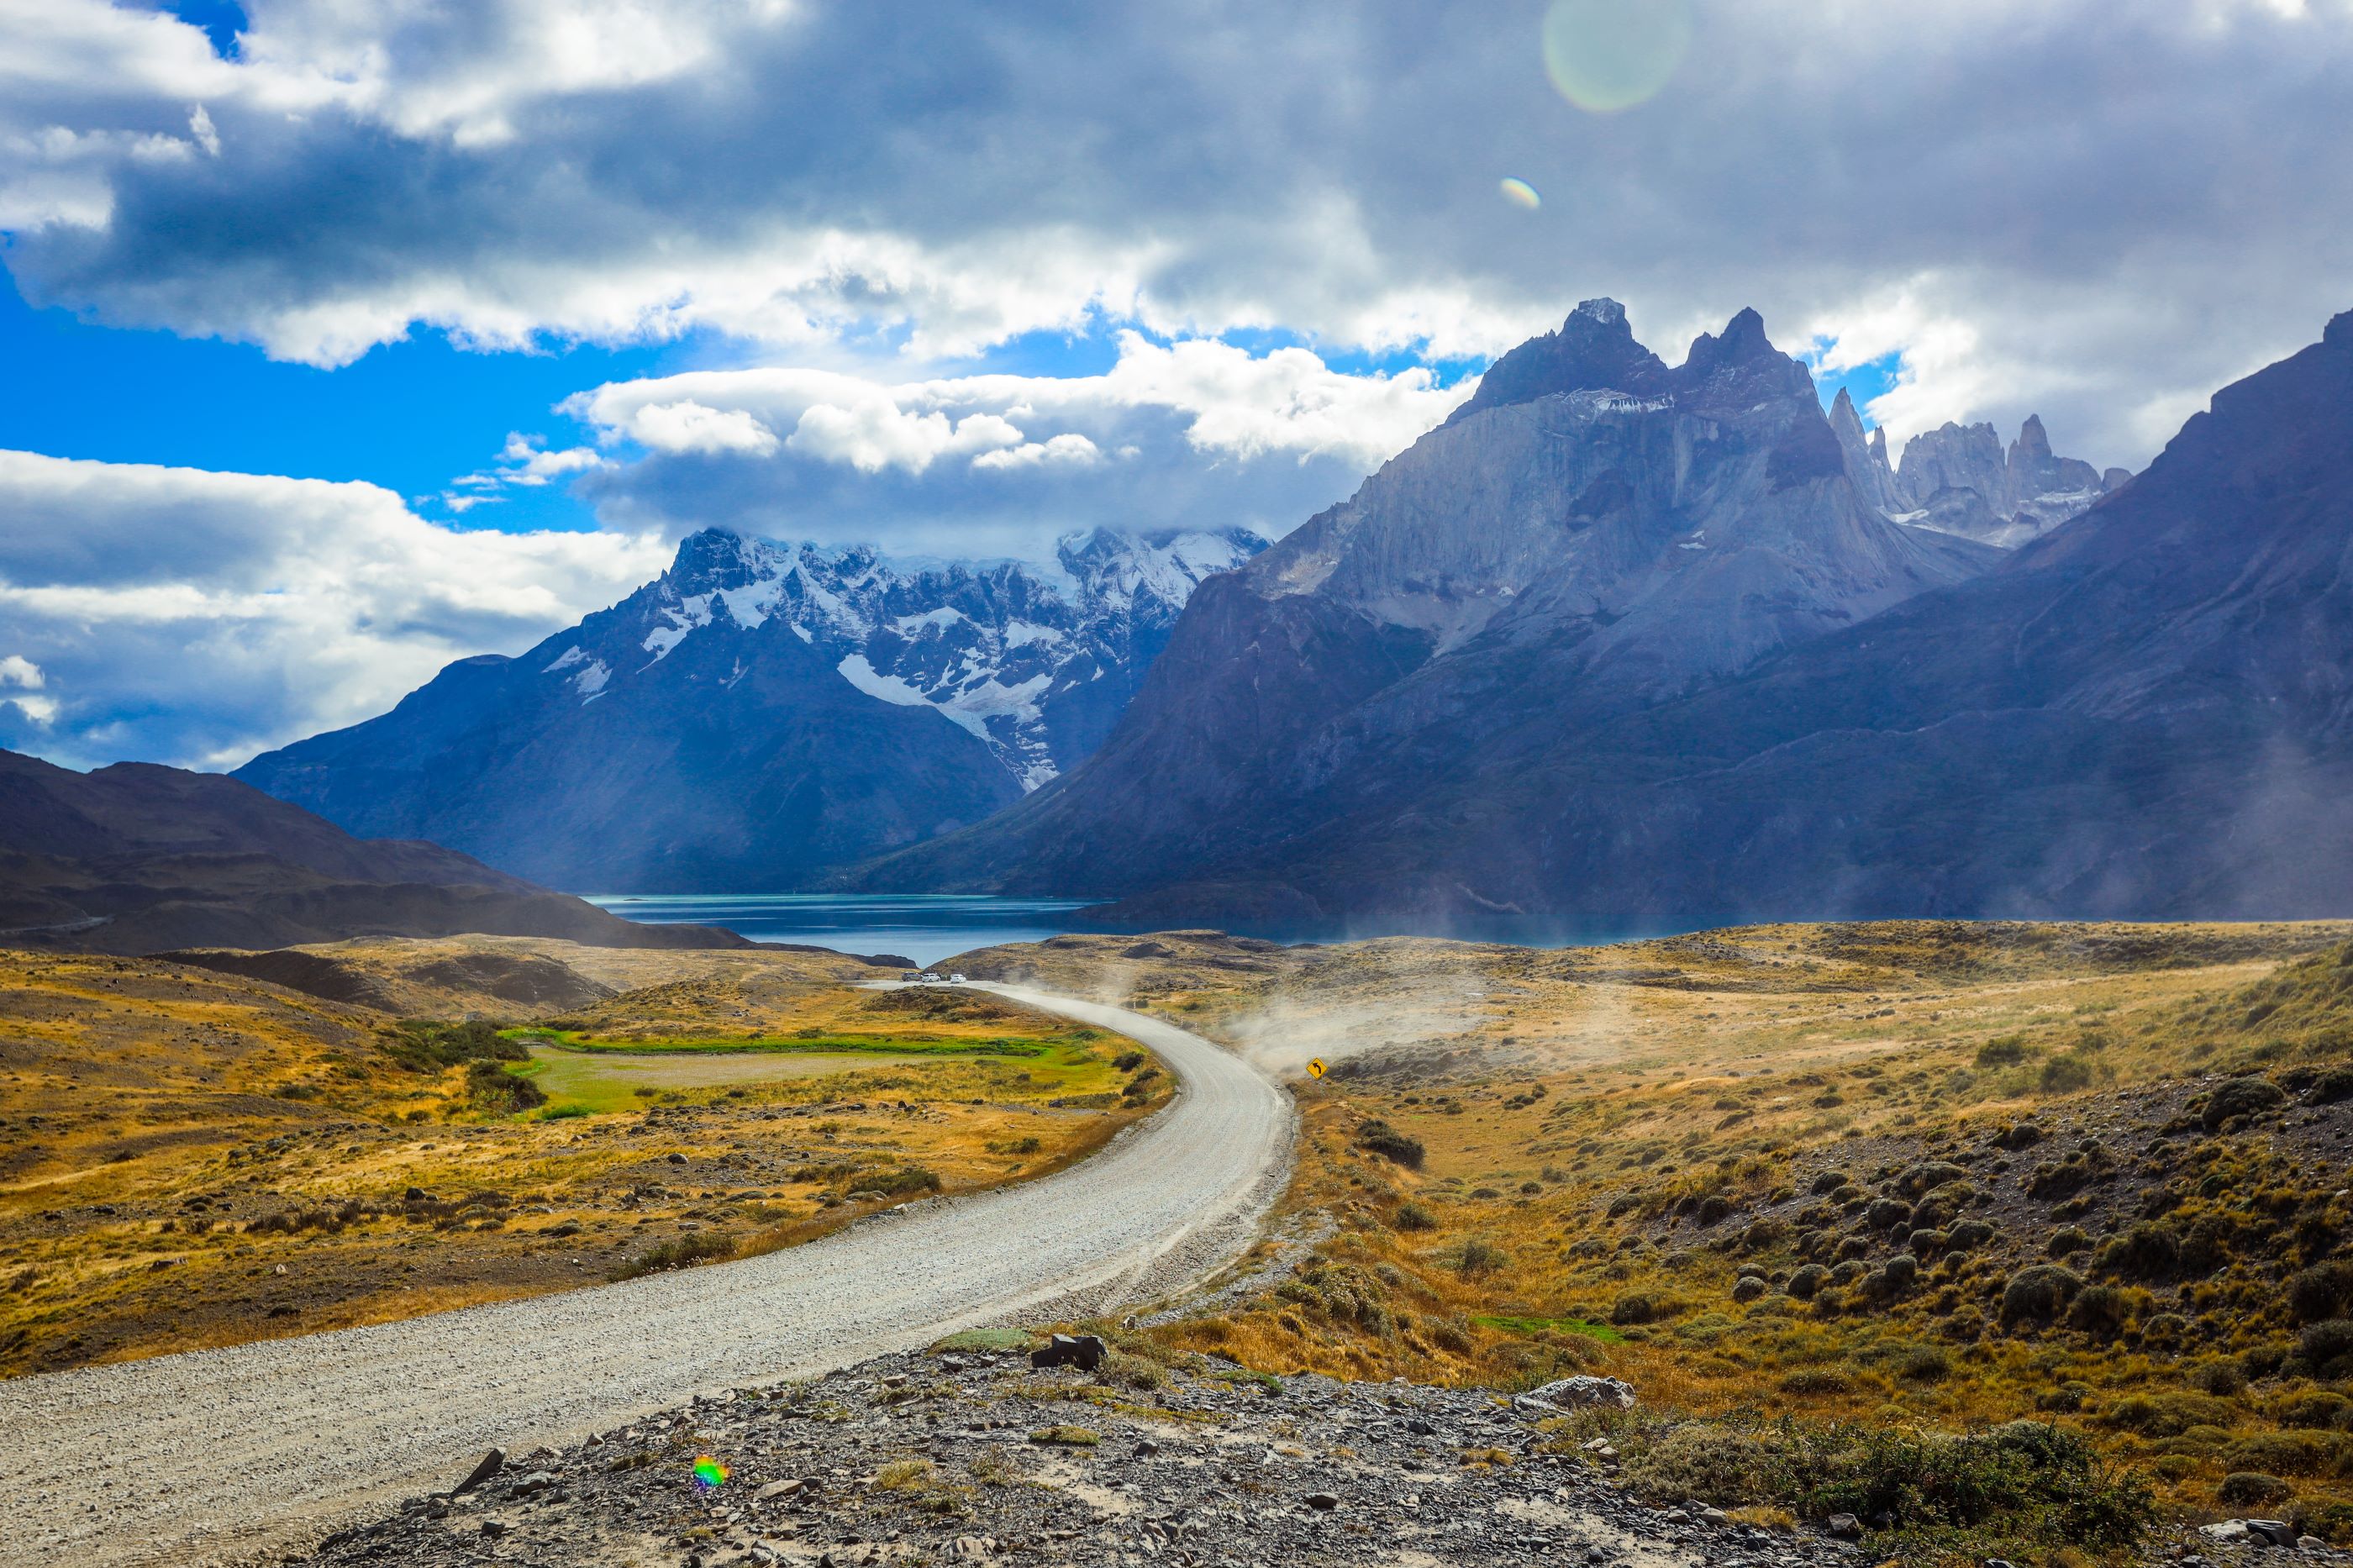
[[0, 986, 1293, 1568], [290, 1344, 1871, 1568]]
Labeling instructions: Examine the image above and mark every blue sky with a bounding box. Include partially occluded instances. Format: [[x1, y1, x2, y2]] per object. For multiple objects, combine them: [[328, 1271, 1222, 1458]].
[[3, 0, 2349, 772]]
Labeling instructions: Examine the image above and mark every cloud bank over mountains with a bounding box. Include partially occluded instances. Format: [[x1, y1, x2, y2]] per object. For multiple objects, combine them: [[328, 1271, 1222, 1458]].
[[3, 0, 2350, 767], [0, 451, 669, 770]]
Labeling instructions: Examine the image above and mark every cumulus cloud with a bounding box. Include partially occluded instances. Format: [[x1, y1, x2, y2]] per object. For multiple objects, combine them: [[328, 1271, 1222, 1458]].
[[0, 450, 670, 769], [3, 1, 2350, 463], [557, 333, 1470, 555]]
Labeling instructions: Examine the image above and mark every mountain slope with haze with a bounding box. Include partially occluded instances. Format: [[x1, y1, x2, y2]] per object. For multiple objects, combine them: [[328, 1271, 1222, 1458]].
[[855, 304, 2353, 934]]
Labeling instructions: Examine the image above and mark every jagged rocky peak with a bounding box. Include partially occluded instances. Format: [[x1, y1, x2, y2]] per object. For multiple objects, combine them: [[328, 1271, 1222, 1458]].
[[1886, 412, 2118, 549], [1829, 387, 1903, 514], [1445, 297, 1672, 423]]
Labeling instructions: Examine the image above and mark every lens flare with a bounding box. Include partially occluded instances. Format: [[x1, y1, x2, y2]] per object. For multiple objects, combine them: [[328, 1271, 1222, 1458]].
[[1498, 176, 1542, 211], [1541, 0, 1693, 114], [692, 1455, 729, 1488]]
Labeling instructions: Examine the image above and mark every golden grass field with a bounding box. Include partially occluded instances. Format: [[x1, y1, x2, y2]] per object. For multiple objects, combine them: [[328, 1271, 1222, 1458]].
[[0, 939, 1165, 1376], [957, 922, 2353, 1554]]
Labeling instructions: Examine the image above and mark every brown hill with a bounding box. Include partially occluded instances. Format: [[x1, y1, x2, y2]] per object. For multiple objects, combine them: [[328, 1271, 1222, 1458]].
[[0, 748, 745, 954]]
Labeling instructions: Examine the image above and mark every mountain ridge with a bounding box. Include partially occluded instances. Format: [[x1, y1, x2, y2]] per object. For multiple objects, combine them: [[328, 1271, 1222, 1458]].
[[235, 524, 1264, 891], [850, 303, 2353, 934]]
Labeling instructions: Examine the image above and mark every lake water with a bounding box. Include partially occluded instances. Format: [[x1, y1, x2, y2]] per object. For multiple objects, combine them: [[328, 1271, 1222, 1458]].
[[583, 893, 1108, 966]]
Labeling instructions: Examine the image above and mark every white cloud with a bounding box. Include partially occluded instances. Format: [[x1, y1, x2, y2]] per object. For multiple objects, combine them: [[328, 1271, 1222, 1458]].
[[785, 400, 1024, 475], [0, 450, 670, 769], [626, 401, 782, 457], [0, 653, 54, 728], [4, 0, 2344, 466], [971, 433, 1102, 471]]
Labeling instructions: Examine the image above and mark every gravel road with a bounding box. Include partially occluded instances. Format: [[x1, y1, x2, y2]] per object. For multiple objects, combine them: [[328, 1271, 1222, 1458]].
[[0, 985, 1293, 1568]]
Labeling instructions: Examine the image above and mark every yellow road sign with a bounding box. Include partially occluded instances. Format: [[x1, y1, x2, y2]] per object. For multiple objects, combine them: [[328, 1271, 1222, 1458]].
[[1306, 1058, 1326, 1078]]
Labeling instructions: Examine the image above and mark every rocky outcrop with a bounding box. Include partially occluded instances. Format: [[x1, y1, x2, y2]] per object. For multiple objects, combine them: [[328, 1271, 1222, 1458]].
[[1829, 387, 1903, 514], [1888, 412, 2115, 548], [295, 1346, 1874, 1568]]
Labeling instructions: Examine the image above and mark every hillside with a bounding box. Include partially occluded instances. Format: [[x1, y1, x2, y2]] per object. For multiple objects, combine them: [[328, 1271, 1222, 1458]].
[[948, 918, 2353, 1554], [0, 749, 745, 954]]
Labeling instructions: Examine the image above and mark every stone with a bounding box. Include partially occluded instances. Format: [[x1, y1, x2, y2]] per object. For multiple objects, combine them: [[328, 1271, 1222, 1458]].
[[1305, 1492, 1340, 1511], [1513, 1376, 1637, 1414], [1029, 1333, 1105, 1372], [453, 1448, 504, 1495], [2246, 1520, 2298, 1546], [479, 1519, 507, 1539], [754, 1479, 806, 1502], [1824, 1513, 1862, 1540]]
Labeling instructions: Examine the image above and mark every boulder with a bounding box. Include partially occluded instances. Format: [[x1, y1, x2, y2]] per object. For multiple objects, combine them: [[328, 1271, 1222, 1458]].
[[453, 1448, 504, 1495], [1029, 1333, 1106, 1372], [1511, 1376, 1636, 1414]]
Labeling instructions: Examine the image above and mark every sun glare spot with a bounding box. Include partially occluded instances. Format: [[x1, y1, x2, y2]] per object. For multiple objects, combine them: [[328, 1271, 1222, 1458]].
[[1541, 0, 1693, 114], [1499, 177, 1542, 211]]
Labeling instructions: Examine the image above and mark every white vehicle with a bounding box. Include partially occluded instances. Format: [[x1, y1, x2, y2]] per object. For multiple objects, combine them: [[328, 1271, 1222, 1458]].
[[949, 973, 967, 984], [913, 971, 944, 983]]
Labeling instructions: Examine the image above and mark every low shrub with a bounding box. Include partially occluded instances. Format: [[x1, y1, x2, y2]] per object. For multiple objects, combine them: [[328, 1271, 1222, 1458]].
[[1999, 1265, 2082, 1327], [1355, 1120, 1426, 1170], [2103, 1391, 2239, 1438], [2203, 1075, 2286, 1130], [1624, 1418, 2153, 1559], [610, 1229, 736, 1281], [2218, 1471, 2293, 1507]]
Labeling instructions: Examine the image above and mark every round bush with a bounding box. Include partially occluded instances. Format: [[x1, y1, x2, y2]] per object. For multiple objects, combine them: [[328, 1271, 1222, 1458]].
[[2218, 1471, 2292, 1508], [1866, 1197, 1913, 1231], [2069, 1284, 2136, 1334], [1611, 1292, 1662, 1326], [1731, 1276, 1768, 1304], [2001, 1264, 2084, 1326], [1786, 1264, 1827, 1301], [2097, 1221, 2182, 1281], [2203, 1075, 2286, 1131]]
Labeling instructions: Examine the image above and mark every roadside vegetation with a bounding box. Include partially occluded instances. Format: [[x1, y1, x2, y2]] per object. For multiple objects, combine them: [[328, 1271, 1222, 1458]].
[[959, 920, 2353, 1564], [0, 943, 1166, 1376]]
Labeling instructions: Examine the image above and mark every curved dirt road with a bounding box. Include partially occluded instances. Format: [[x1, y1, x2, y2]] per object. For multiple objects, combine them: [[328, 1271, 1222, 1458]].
[[0, 986, 1292, 1567]]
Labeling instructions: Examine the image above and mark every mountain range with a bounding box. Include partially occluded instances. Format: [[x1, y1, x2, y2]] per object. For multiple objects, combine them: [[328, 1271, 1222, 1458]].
[[0, 748, 746, 954], [235, 526, 1262, 891], [853, 303, 2353, 934]]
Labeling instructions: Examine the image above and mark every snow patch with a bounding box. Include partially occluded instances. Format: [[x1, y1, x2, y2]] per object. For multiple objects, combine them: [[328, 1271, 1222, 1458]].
[[837, 654, 932, 708]]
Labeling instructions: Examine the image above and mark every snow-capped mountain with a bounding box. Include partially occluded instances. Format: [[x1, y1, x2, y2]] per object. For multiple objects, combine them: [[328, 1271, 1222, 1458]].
[[630, 525, 1264, 790], [233, 525, 1265, 891]]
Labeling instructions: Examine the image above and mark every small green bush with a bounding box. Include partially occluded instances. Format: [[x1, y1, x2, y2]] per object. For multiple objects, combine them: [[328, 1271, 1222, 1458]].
[[1999, 1265, 2082, 1326], [1355, 1120, 1426, 1170], [610, 1229, 736, 1281], [2218, 1471, 2293, 1507], [2203, 1075, 2286, 1130]]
